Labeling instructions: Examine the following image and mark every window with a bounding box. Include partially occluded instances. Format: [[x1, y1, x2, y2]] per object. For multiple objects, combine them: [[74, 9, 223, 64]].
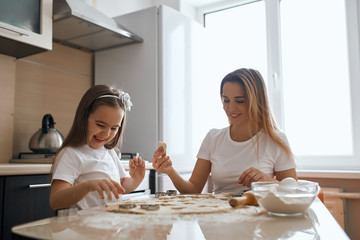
[[199, 0, 360, 170], [281, 0, 352, 156], [196, 0, 267, 132]]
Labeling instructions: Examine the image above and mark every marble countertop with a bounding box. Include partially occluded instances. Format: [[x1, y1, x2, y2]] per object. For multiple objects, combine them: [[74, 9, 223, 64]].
[[12, 197, 349, 240]]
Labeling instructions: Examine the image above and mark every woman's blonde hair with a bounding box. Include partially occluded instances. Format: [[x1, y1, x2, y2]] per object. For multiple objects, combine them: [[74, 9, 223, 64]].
[[220, 68, 293, 158]]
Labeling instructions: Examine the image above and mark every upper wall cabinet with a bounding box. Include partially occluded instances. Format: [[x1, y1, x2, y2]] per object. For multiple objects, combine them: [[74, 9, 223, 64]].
[[0, 0, 52, 58]]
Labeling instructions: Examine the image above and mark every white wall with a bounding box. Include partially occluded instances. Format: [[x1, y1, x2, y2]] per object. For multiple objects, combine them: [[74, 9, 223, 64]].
[[88, 0, 156, 17], [84, 0, 198, 21]]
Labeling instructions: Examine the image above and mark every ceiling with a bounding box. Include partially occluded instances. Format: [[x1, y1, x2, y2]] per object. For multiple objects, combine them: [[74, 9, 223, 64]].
[[184, 0, 226, 8]]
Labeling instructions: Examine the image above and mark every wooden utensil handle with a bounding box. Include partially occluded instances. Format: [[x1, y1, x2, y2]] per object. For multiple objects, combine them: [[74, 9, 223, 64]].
[[229, 197, 247, 208]]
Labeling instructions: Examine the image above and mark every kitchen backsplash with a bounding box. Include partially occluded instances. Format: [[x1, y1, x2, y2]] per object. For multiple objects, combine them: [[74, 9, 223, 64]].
[[0, 54, 16, 163], [0, 43, 92, 162]]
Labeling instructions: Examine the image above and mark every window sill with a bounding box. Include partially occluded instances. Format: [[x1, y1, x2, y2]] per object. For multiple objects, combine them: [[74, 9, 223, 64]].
[[297, 170, 360, 179]]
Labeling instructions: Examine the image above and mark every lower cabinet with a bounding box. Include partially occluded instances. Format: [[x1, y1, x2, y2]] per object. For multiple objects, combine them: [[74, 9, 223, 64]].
[[1, 174, 55, 240], [0, 177, 3, 237]]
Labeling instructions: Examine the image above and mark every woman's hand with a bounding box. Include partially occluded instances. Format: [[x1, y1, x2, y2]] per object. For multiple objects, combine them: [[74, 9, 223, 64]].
[[152, 145, 173, 174], [129, 156, 146, 180], [238, 167, 274, 187], [86, 178, 125, 200]]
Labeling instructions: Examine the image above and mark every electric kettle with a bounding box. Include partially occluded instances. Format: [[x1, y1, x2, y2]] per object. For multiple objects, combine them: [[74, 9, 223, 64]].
[[29, 114, 64, 153]]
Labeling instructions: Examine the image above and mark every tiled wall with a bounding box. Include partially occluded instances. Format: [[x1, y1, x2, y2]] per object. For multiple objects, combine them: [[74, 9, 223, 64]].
[[0, 54, 16, 162], [0, 43, 93, 162]]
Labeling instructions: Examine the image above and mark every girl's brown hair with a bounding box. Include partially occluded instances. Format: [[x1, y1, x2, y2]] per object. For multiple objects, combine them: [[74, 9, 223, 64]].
[[54, 84, 132, 160], [220, 68, 293, 158]]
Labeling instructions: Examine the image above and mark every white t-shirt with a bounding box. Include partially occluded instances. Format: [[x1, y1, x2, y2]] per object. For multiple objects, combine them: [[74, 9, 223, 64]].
[[196, 127, 296, 194], [52, 144, 128, 209]]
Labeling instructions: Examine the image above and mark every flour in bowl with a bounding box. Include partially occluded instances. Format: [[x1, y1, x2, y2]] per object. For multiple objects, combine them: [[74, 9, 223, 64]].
[[252, 179, 318, 216]]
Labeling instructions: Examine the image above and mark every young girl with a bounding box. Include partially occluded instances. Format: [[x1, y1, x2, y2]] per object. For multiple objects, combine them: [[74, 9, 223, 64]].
[[152, 68, 297, 194], [50, 85, 145, 210]]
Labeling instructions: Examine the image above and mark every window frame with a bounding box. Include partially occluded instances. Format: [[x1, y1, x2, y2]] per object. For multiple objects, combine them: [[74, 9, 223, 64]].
[[198, 0, 360, 170]]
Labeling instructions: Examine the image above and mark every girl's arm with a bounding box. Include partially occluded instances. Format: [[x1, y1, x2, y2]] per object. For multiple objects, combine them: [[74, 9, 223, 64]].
[[49, 178, 125, 210], [50, 180, 83, 210], [121, 156, 146, 193], [120, 176, 143, 193]]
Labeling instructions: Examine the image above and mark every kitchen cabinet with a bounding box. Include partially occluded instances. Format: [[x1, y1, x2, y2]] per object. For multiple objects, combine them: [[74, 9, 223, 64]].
[[0, 177, 3, 237], [1, 174, 55, 240], [0, 0, 52, 58]]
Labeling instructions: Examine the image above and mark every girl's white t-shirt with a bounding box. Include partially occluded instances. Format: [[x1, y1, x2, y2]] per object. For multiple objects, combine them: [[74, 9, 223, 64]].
[[196, 127, 296, 194], [52, 144, 128, 209]]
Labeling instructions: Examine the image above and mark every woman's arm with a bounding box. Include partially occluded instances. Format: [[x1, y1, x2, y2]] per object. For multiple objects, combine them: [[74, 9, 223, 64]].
[[275, 168, 298, 181], [238, 167, 274, 187], [49, 178, 125, 210], [185, 158, 212, 193], [238, 167, 298, 187], [152, 144, 211, 194], [156, 158, 211, 194]]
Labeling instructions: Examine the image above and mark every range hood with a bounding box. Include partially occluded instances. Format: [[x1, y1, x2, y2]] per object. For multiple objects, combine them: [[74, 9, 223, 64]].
[[53, 0, 143, 52]]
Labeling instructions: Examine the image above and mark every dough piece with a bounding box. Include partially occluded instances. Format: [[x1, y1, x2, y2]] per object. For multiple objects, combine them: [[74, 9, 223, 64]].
[[105, 193, 265, 216], [158, 141, 167, 151]]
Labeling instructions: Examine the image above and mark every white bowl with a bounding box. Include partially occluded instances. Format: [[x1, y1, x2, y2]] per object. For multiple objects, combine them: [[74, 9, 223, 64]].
[[251, 180, 319, 217]]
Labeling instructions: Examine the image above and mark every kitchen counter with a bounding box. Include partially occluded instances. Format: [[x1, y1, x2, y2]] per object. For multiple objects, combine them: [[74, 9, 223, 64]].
[[12, 197, 349, 240], [0, 162, 154, 176], [0, 163, 52, 176]]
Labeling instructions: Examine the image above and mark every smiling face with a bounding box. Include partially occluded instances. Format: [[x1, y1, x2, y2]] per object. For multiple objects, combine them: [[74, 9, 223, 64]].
[[221, 82, 250, 127], [86, 105, 124, 149]]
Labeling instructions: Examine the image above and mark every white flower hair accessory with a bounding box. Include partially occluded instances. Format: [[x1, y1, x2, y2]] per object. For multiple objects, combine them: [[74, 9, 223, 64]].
[[119, 91, 132, 111], [96, 91, 133, 111]]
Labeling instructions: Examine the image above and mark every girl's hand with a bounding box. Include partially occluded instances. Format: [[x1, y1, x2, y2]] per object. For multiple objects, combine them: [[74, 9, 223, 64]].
[[238, 167, 274, 187], [152, 146, 173, 174], [86, 178, 125, 200], [129, 156, 146, 180]]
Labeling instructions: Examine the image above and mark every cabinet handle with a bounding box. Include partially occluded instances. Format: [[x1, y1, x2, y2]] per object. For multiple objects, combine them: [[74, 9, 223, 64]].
[[28, 183, 51, 189], [0, 24, 29, 36]]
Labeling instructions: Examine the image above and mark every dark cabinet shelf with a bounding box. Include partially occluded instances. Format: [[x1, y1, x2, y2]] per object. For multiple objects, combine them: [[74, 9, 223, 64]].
[[1, 174, 55, 240]]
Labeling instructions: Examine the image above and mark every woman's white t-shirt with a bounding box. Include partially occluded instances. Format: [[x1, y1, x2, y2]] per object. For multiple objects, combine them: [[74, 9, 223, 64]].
[[52, 144, 128, 209], [196, 127, 296, 194]]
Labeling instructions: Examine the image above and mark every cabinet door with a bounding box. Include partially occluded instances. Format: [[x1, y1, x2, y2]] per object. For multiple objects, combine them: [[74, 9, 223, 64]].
[[0, 0, 52, 58], [2, 174, 55, 240], [0, 177, 3, 236]]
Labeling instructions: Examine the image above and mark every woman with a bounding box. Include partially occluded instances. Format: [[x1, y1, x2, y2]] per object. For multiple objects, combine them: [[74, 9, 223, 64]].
[[152, 68, 297, 194]]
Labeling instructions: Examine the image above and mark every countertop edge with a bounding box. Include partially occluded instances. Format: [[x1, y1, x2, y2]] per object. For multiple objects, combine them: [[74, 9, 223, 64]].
[[0, 163, 154, 176], [0, 163, 53, 176]]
